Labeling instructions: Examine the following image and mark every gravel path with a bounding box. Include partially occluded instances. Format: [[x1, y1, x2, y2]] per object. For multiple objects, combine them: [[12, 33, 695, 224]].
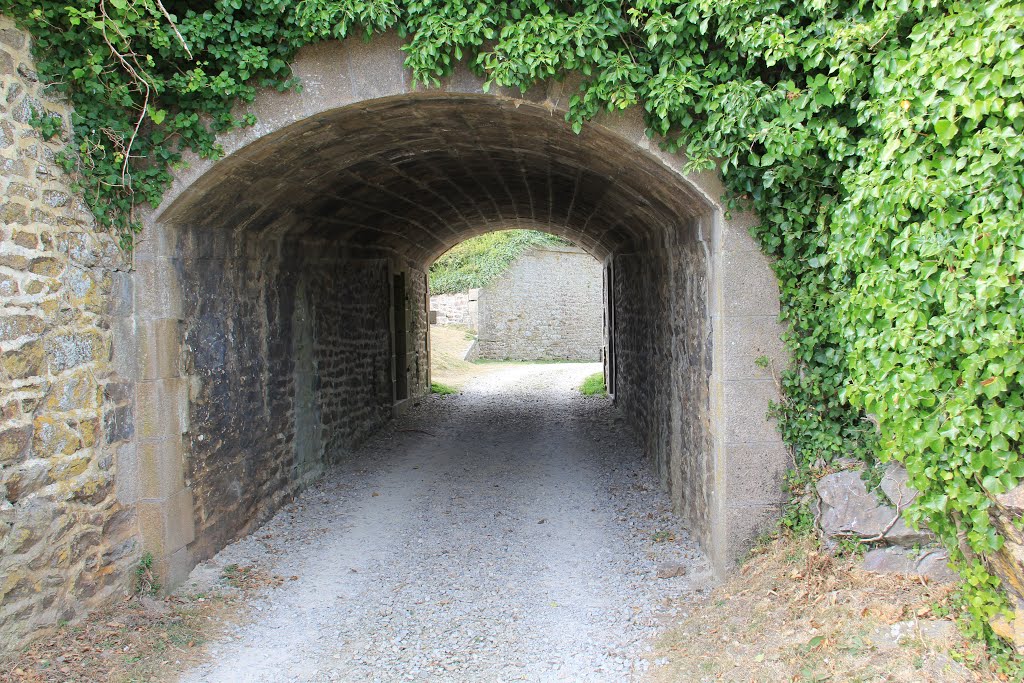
[[178, 363, 713, 682]]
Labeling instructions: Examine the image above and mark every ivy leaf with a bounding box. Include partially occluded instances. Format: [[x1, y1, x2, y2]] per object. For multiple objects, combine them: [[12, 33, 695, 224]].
[[934, 119, 959, 145]]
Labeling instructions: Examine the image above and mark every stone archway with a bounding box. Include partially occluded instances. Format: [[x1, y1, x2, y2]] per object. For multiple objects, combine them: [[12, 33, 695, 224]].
[[126, 34, 789, 587]]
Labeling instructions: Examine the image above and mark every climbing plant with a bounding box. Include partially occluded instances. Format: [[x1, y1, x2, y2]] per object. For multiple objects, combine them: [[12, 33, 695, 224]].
[[4, 0, 1023, 656]]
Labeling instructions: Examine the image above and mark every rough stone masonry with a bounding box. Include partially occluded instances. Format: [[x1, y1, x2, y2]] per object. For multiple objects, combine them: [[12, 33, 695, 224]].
[[0, 16, 137, 650]]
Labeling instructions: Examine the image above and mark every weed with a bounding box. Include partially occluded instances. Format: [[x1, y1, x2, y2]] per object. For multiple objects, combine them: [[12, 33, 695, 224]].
[[579, 372, 607, 396], [431, 381, 458, 395], [834, 535, 869, 558], [221, 564, 244, 588], [135, 552, 161, 595]]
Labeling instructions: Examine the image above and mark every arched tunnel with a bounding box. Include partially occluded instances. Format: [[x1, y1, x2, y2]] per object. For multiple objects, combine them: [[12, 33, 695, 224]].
[[131, 38, 789, 586]]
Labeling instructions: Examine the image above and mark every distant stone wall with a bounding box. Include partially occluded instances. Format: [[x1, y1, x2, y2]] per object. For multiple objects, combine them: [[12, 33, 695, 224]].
[[474, 246, 602, 361], [430, 290, 477, 328], [0, 17, 137, 650]]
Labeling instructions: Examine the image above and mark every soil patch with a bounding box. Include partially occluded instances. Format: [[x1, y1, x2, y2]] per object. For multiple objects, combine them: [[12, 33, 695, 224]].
[[651, 536, 1004, 682]]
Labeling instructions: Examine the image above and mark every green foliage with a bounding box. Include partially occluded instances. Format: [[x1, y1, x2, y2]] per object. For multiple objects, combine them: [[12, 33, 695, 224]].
[[579, 372, 607, 396], [134, 552, 160, 595], [6, 0, 1024, 656], [28, 107, 64, 140], [428, 230, 569, 295], [430, 381, 457, 395]]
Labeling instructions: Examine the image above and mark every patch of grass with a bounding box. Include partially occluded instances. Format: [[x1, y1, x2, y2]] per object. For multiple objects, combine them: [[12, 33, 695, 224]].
[[431, 381, 458, 395], [579, 372, 607, 396]]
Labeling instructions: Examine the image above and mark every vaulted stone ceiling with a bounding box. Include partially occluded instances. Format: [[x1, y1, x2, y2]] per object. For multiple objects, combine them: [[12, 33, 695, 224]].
[[165, 94, 710, 264]]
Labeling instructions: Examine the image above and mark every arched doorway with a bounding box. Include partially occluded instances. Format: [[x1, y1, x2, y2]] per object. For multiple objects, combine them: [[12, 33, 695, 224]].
[[128, 35, 789, 587]]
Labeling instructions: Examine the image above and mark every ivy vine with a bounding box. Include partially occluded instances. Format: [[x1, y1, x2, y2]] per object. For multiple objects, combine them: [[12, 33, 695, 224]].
[[3, 0, 1023, 659]]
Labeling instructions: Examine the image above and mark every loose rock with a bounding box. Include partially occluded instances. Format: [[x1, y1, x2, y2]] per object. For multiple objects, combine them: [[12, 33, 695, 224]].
[[816, 469, 932, 547]]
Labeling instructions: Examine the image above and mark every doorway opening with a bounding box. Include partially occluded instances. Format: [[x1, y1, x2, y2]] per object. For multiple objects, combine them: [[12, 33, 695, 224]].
[[427, 229, 606, 395]]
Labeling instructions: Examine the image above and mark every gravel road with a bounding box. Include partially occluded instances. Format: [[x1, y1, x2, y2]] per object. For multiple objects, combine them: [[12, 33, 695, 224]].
[[178, 362, 713, 682]]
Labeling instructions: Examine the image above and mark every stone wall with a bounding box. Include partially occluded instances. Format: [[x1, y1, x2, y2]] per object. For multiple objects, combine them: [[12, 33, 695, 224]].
[[314, 257, 394, 459], [611, 216, 714, 551], [430, 290, 477, 328], [474, 246, 602, 361], [178, 227, 305, 563], [404, 265, 430, 399], [176, 227, 429, 564], [0, 17, 137, 650]]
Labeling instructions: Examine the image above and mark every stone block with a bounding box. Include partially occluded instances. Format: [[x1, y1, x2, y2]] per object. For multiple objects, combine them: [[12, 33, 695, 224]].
[[136, 490, 195, 561], [164, 488, 195, 553], [103, 380, 133, 404], [165, 544, 195, 591], [79, 417, 100, 448], [28, 256, 63, 277], [135, 378, 187, 439], [103, 404, 134, 443], [109, 315, 137, 378], [997, 483, 1024, 514], [44, 329, 106, 373], [290, 41, 357, 112], [880, 462, 920, 508], [0, 274, 19, 297], [991, 605, 1024, 653], [722, 379, 779, 444], [131, 218, 180, 260], [816, 469, 933, 547], [48, 453, 90, 481], [4, 460, 53, 502], [32, 415, 80, 457], [0, 424, 32, 465], [725, 442, 791, 504], [723, 503, 781, 565], [440, 66, 487, 94], [0, 201, 28, 224], [862, 547, 957, 583], [720, 249, 781, 317], [139, 318, 181, 380], [136, 500, 169, 558], [114, 442, 139, 505], [721, 212, 762, 252], [137, 440, 185, 500], [134, 257, 183, 320], [106, 271, 133, 317], [721, 315, 787, 381], [0, 338, 44, 379], [44, 370, 100, 411], [345, 32, 410, 101], [11, 229, 37, 248], [0, 313, 44, 342]]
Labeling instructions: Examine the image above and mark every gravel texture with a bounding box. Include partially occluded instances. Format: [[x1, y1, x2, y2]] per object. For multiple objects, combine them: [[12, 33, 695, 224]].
[[178, 362, 713, 682]]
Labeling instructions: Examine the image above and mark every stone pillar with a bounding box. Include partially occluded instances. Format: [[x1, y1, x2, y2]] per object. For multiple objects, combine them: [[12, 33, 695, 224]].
[[130, 220, 195, 587], [709, 210, 791, 572]]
